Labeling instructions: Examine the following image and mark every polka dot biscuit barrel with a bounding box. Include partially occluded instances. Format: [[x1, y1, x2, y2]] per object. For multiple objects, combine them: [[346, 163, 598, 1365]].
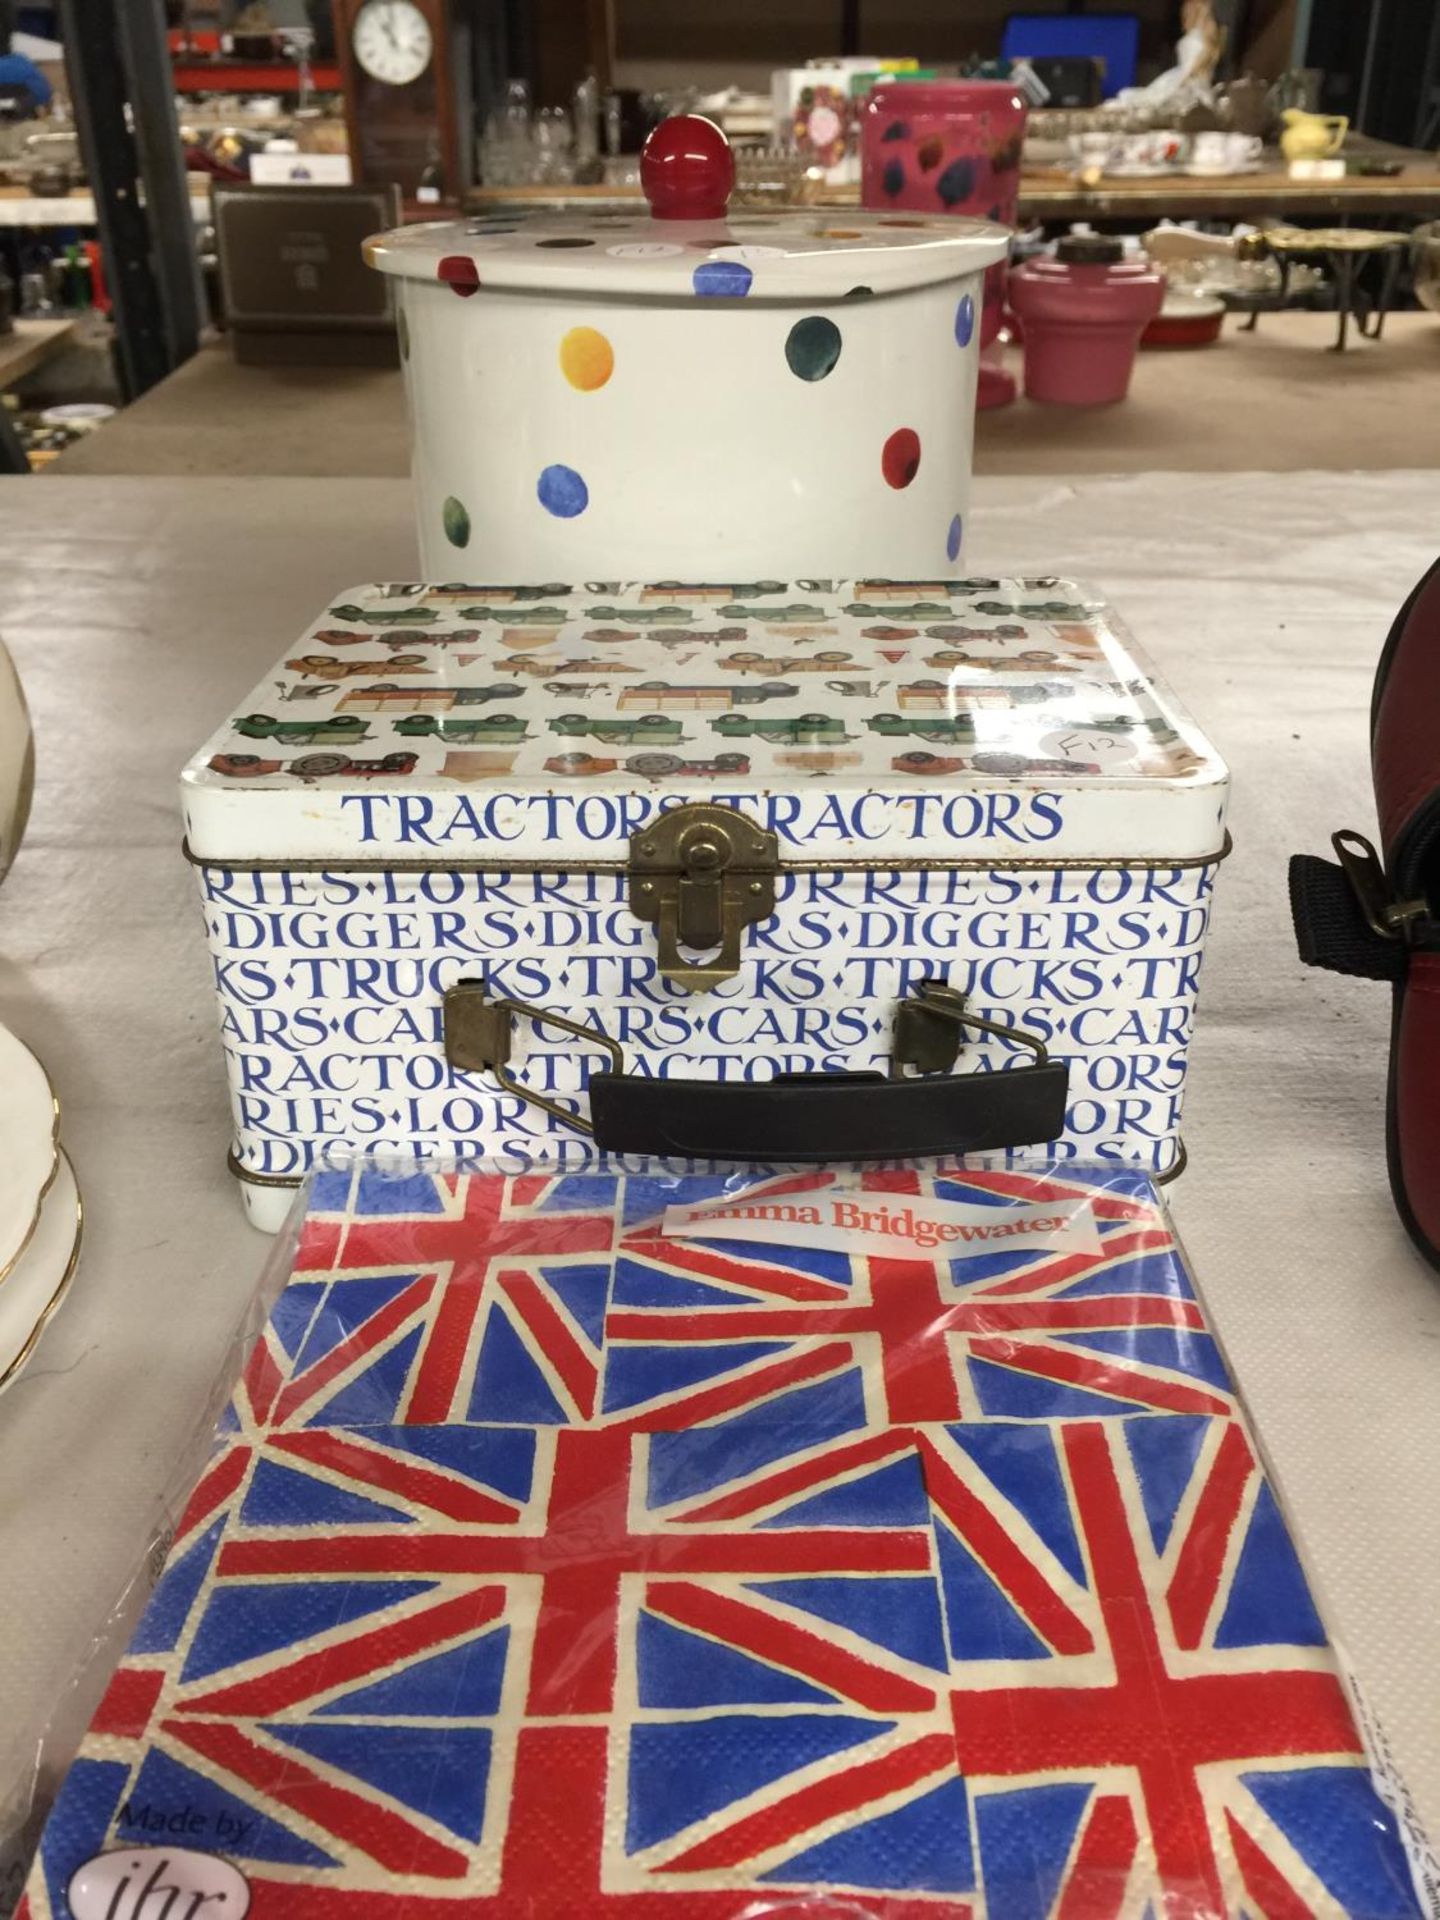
[[365, 115, 1007, 582]]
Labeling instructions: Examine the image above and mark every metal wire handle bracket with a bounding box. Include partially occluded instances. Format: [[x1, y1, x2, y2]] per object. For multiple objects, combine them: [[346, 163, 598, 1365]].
[[443, 984, 623, 1137], [444, 977, 1050, 1137], [891, 978, 1050, 1076]]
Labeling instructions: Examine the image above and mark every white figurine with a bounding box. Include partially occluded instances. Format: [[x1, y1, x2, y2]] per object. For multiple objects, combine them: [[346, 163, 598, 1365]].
[[1112, 0, 1226, 115]]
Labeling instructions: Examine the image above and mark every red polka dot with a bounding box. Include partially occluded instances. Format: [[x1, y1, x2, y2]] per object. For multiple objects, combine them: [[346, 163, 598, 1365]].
[[882, 427, 922, 489], [438, 255, 480, 297]]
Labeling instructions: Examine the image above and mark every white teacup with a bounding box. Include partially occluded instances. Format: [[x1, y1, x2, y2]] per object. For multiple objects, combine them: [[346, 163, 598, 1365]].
[[1191, 130, 1262, 168], [1120, 130, 1185, 168], [1070, 130, 1117, 169]]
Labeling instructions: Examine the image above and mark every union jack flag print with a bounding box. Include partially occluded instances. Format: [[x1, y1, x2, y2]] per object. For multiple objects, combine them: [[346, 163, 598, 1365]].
[[257, 1164, 625, 1426], [922, 1414, 1422, 1918], [24, 1418, 962, 1917], [21, 1163, 1428, 1918]]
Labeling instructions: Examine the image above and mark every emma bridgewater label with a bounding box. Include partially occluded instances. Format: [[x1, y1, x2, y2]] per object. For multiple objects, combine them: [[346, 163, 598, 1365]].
[[659, 1175, 1103, 1261]]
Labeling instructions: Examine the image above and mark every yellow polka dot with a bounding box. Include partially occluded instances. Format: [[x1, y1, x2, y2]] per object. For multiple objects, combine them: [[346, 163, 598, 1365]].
[[560, 326, 614, 392]]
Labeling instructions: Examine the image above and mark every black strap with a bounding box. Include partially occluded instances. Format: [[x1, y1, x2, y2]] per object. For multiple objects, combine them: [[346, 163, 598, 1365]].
[[1288, 853, 1406, 982], [588, 1061, 1070, 1161]]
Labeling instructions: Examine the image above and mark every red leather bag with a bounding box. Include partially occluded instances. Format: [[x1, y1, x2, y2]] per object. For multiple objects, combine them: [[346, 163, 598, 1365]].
[[1291, 556, 1440, 1268]]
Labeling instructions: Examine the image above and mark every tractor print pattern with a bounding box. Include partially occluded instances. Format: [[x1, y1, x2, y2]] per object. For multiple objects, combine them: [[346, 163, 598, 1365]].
[[195, 579, 1209, 788]]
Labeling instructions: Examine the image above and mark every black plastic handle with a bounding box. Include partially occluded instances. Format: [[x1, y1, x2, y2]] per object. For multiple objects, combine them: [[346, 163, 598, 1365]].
[[588, 1061, 1070, 1162]]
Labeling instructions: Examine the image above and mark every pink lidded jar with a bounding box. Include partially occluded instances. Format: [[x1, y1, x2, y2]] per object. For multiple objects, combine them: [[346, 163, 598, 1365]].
[[1009, 234, 1165, 406], [860, 78, 1027, 361]]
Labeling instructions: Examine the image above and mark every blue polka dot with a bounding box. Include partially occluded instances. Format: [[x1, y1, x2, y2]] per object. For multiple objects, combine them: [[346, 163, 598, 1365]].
[[946, 514, 963, 562], [693, 259, 753, 298], [954, 293, 975, 347], [538, 464, 589, 518]]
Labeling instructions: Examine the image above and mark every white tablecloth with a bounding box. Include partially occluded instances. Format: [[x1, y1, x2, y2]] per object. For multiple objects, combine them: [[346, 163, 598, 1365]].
[[1, 471, 1438, 1861]]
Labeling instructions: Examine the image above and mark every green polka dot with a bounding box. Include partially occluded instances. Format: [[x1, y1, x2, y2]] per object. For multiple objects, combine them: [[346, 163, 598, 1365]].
[[397, 306, 410, 361], [442, 495, 470, 549], [785, 315, 843, 381]]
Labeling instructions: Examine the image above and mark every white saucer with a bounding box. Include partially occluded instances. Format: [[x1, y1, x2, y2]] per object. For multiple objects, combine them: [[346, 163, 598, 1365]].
[[0, 1149, 82, 1394], [38, 402, 116, 432], [0, 1024, 60, 1282], [1184, 162, 1264, 177]]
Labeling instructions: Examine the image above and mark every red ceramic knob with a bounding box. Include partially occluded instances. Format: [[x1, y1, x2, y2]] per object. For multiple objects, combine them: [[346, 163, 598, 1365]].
[[640, 114, 735, 221]]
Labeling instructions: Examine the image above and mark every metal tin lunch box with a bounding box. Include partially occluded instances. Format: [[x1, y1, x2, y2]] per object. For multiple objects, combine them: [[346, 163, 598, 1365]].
[[181, 575, 1228, 1230], [364, 115, 1007, 583]]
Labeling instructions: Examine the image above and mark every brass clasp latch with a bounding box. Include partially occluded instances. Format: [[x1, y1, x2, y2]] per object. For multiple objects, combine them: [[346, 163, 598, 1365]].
[[627, 803, 779, 991], [1333, 829, 1429, 942], [892, 978, 1051, 1076]]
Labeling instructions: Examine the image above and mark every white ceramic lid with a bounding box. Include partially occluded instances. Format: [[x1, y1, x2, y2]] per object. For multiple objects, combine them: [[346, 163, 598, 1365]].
[[181, 575, 1229, 867], [367, 210, 1009, 301], [365, 113, 1008, 302]]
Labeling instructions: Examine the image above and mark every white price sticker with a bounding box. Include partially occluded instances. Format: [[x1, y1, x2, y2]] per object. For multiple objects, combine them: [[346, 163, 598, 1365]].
[[660, 1179, 1102, 1263]]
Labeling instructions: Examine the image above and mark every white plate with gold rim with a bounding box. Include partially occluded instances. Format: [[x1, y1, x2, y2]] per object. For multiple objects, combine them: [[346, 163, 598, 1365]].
[[0, 1023, 60, 1282], [0, 1149, 82, 1395], [0, 635, 34, 884]]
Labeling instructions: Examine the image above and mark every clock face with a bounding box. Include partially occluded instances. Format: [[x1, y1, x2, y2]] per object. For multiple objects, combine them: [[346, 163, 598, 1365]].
[[352, 0, 434, 86]]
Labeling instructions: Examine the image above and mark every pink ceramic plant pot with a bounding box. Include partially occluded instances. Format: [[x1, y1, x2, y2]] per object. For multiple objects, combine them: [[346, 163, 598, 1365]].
[[1009, 235, 1166, 406]]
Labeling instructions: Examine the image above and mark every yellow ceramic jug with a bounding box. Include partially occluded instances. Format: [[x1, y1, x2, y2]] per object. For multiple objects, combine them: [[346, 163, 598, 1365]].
[[1280, 108, 1348, 161]]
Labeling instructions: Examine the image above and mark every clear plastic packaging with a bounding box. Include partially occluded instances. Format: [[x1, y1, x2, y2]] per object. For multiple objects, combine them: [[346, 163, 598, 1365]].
[[8, 1158, 1437, 1918]]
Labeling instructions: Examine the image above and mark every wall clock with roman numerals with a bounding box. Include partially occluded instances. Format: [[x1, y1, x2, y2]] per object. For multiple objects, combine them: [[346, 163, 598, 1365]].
[[332, 0, 468, 199]]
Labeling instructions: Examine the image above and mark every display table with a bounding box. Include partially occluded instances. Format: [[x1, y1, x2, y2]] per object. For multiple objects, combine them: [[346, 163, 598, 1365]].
[[1016, 147, 1440, 221], [0, 319, 76, 390], [466, 140, 1440, 223], [0, 471, 1437, 1864], [0, 184, 210, 228], [47, 311, 1440, 480]]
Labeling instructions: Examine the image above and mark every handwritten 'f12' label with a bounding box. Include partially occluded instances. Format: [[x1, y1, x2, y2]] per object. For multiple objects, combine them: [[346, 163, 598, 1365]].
[[660, 1180, 1103, 1262]]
